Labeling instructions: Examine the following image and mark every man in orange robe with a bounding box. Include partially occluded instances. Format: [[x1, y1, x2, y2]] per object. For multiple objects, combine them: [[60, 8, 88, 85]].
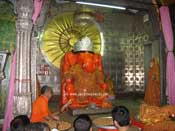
[[30, 85, 59, 122]]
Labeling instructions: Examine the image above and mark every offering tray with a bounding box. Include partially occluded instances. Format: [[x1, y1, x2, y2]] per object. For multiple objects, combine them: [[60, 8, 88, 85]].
[[93, 116, 117, 130], [44, 120, 72, 131]]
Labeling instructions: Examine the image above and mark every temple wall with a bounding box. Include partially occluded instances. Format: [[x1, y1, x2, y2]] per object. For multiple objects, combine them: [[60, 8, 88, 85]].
[[36, 1, 160, 95]]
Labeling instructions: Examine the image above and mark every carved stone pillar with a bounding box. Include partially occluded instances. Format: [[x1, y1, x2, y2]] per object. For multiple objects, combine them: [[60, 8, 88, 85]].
[[14, 0, 33, 116], [31, 32, 37, 101]]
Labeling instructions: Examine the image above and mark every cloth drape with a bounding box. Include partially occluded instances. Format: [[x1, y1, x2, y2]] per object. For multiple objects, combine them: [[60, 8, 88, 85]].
[[160, 6, 175, 104], [32, 0, 44, 24], [2, 51, 16, 131]]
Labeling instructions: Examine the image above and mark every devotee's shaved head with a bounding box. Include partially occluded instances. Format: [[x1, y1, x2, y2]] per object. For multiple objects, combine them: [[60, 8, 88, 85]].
[[41, 85, 53, 95]]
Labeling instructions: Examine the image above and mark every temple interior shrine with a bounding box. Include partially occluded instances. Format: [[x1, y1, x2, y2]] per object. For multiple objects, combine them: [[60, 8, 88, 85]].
[[0, 0, 175, 131]]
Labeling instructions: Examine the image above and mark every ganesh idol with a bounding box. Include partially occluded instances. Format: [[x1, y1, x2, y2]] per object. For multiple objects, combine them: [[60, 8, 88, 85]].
[[60, 36, 112, 109]]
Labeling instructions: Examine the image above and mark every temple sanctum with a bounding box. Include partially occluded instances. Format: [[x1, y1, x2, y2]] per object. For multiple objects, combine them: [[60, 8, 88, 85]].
[[0, 0, 175, 131]]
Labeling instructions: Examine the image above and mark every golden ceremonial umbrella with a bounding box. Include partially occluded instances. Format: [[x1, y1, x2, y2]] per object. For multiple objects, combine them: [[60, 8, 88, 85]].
[[41, 13, 101, 69]]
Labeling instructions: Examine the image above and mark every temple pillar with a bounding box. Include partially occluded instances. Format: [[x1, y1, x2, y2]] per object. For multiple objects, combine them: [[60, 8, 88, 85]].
[[31, 33, 37, 101], [13, 0, 33, 116]]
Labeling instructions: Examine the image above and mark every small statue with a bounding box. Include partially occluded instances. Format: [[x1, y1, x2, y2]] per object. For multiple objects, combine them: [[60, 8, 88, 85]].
[[144, 58, 160, 106], [60, 37, 111, 109]]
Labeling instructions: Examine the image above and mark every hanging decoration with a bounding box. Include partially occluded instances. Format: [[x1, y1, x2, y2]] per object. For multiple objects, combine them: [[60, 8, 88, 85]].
[[32, 0, 44, 24], [2, 51, 16, 131]]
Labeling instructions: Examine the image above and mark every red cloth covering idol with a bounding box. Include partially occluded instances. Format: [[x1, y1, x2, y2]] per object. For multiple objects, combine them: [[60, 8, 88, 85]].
[[60, 37, 111, 109]]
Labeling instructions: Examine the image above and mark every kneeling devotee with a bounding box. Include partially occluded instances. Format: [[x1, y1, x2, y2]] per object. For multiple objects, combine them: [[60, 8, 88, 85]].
[[30, 85, 59, 122]]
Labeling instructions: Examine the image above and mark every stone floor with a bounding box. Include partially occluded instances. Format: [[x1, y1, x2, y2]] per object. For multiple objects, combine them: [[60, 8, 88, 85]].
[[49, 98, 143, 131]]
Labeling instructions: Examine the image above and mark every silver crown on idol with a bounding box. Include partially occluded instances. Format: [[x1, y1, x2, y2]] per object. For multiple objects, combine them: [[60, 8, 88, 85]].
[[73, 36, 93, 52]]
